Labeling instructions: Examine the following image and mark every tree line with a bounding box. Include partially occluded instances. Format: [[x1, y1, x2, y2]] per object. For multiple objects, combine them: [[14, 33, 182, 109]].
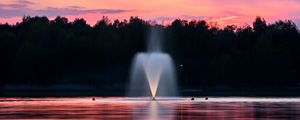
[[0, 16, 300, 93]]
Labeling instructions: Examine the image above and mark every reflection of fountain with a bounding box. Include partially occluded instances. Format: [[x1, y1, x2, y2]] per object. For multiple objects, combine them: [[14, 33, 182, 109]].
[[149, 102, 158, 120], [128, 28, 178, 98], [132, 101, 175, 120]]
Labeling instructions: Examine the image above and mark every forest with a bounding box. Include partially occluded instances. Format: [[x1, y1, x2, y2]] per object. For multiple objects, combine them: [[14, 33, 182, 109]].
[[0, 16, 300, 96]]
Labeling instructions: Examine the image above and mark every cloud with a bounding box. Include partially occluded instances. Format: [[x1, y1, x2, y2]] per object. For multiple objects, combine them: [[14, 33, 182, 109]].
[[152, 15, 210, 22], [180, 15, 207, 20], [0, 0, 33, 9], [35, 7, 132, 17], [17, 0, 34, 5], [153, 17, 175, 21], [0, 1, 132, 18]]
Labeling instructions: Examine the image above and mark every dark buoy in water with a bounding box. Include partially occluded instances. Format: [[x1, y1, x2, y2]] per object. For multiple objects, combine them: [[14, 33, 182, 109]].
[[205, 97, 208, 100], [92, 98, 95, 101], [191, 97, 194, 101], [152, 97, 156, 100]]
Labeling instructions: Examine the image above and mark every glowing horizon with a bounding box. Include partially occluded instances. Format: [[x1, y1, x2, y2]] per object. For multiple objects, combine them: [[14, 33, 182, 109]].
[[1, 0, 300, 27]]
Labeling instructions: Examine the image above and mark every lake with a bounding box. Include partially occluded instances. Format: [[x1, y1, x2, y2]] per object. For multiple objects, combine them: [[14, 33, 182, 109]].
[[0, 97, 300, 119]]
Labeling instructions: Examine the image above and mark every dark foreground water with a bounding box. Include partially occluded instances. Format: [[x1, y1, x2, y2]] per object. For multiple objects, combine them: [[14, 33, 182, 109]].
[[1, 97, 300, 120]]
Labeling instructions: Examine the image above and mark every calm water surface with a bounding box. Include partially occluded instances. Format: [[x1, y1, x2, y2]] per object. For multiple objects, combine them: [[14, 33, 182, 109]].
[[0, 97, 300, 120]]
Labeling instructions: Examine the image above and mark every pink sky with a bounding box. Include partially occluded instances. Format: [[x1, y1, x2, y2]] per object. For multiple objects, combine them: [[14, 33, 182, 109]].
[[1, 0, 300, 27]]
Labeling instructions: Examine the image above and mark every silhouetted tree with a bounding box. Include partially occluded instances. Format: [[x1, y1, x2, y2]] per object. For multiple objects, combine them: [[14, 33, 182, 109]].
[[253, 16, 267, 33], [0, 16, 300, 96]]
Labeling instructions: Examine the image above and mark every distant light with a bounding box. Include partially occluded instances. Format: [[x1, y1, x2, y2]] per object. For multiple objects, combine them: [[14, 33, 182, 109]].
[[180, 64, 183, 67]]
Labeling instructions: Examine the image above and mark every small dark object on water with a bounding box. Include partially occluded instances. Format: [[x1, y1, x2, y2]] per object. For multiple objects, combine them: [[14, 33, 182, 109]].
[[205, 97, 208, 100], [191, 97, 194, 100], [92, 98, 95, 101], [152, 97, 156, 100]]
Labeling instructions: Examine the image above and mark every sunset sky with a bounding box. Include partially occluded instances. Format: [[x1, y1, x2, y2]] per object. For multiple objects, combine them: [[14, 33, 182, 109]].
[[1, 0, 300, 27]]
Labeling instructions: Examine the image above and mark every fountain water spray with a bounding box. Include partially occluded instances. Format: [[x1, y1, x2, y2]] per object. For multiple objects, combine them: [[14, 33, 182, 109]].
[[128, 28, 178, 99]]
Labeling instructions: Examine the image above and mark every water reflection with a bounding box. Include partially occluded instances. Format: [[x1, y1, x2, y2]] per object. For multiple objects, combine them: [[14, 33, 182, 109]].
[[148, 102, 159, 120], [133, 101, 175, 120], [1, 97, 300, 119]]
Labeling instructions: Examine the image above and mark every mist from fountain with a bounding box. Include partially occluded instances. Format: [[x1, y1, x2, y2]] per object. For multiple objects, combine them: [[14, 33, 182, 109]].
[[128, 28, 178, 98]]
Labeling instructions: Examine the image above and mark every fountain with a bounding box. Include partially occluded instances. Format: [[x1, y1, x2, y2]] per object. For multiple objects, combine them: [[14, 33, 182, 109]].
[[128, 28, 178, 99]]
